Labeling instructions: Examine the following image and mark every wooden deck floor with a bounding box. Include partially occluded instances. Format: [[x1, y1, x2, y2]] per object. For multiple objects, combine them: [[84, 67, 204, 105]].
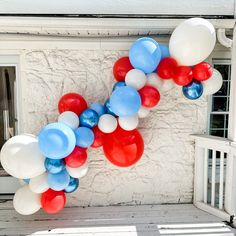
[[0, 201, 235, 235]]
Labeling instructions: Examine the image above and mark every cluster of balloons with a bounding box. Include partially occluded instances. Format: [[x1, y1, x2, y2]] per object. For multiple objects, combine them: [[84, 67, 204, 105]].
[[0, 17, 223, 216]]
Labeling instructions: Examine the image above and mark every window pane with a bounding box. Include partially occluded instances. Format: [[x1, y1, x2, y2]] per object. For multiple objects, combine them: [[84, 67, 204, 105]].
[[210, 114, 224, 128], [212, 96, 228, 112], [214, 81, 228, 96], [210, 129, 224, 137]]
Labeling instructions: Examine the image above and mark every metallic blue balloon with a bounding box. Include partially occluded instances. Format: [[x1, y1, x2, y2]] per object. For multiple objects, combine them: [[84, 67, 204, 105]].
[[64, 177, 79, 193], [79, 109, 99, 128], [45, 158, 65, 174], [104, 99, 116, 116], [182, 80, 203, 100], [90, 103, 106, 117], [112, 81, 126, 91]]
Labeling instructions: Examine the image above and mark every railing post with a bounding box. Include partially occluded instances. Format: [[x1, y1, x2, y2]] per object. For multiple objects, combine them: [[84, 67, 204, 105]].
[[194, 141, 205, 204]]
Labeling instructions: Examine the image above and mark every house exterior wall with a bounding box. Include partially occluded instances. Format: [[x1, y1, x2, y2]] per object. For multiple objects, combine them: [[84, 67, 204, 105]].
[[10, 36, 207, 207]]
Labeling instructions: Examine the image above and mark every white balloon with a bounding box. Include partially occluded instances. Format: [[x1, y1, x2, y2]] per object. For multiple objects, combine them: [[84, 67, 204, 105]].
[[161, 79, 175, 92], [125, 69, 147, 90], [29, 172, 49, 194], [0, 134, 46, 179], [58, 111, 79, 130], [66, 160, 89, 178], [118, 115, 139, 131], [13, 185, 41, 215], [98, 114, 118, 133], [169, 18, 216, 66], [138, 106, 150, 118], [202, 69, 223, 96], [146, 73, 163, 90]]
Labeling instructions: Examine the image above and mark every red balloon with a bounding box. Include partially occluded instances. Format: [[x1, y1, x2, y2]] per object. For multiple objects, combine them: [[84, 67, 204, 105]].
[[173, 66, 193, 86], [103, 127, 144, 167], [91, 126, 105, 148], [193, 62, 213, 81], [58, 93, 87, 116], [113, 57, 133, 81], [157, 57, 178, 79], [64, 146, 87, 168], [138, 86, 160, 108], [41, 189, 66, 214]]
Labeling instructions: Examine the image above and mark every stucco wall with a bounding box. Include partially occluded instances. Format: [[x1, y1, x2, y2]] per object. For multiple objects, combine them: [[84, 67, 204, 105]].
[[20, 41, 208, 207]]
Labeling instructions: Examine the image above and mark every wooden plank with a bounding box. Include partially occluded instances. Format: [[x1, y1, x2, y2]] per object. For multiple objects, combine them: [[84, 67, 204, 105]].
[[0, 0, 234, 16], [0, 204, 235, 235]]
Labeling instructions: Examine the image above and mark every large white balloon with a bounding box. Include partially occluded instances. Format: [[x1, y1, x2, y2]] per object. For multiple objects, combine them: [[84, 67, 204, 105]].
[[125, 69, 147, 90], [118, 115, 139, 131], [138, 106, 150, 118], [98, 114, 118, 133], [0, 134, 46, 179], [29, 172, 49, 194], [202, 69, 223, 96], [58, 111, 79, 130], [66, 160, 89, 178], [13, 185, 41, 215], [169, 18, 216, 66]]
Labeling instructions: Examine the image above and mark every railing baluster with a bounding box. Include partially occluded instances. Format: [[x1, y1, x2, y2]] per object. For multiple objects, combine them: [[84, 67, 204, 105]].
[[203, 148, 208, 204], [211, 150, 216, 207], [219, 151, 224, 209]]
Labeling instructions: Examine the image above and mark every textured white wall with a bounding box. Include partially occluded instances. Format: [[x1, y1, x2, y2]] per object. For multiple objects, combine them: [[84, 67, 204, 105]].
[[20, 43, 208, 206]]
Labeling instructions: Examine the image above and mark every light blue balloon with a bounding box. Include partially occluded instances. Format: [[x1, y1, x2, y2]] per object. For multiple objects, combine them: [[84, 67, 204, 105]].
[[23, 179, 30, 184], [159, 44, 170, 59], [90, 103, 106, 117], [182, 80, 203, 100], [64, 177, 79, 193], [47, 169, 70, 191], [129, 37, 162, 73], [112, 81, 126, 91], [75, 127, 94, 148], [79, 109, 99, 128], [45, 158, 65, 174], [110, 86, 141, 117], [104, 99, 116, 116], [38, 122, 76, 159]]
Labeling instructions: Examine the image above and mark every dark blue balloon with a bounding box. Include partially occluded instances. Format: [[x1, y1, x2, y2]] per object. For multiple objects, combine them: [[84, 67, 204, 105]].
[[112, 81, 126, 91], [45, 158, 65, 174], [182, 80, 203, 100], [64, 177, 79, 193], [79, 109, 99, 128], [47, 169, 70, 191], [90, 103, 106, 117], [104, 99, 116, 116]]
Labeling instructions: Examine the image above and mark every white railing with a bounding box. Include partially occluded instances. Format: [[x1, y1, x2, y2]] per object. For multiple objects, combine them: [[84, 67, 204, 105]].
[[193, 134, 236, 225]]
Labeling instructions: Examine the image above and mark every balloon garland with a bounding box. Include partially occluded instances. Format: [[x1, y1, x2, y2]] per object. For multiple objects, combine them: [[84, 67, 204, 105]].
[[0, 18, 223, 215]]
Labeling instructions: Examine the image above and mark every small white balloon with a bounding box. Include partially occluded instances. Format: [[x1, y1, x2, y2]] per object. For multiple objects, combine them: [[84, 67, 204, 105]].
[[66, 160, 89, 178], [118, 115, 139, 131], [58, 111, 79, 130], [138, 106, 150, 118], [161, 79, 175, 92], [29, 172, 49, 194], [169, 18, 216, 66], [146, 73, 163, 90], [202, 69, 223, 96], [13, 185, 41, 215], [98, 114, 118, 133], [0, 134, 46, 179], [125, 69, 147, 90]]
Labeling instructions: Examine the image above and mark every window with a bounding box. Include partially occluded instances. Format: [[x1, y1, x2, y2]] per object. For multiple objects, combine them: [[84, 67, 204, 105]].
[[208, 61, 231, 138], [0, 56, 21, 195]]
